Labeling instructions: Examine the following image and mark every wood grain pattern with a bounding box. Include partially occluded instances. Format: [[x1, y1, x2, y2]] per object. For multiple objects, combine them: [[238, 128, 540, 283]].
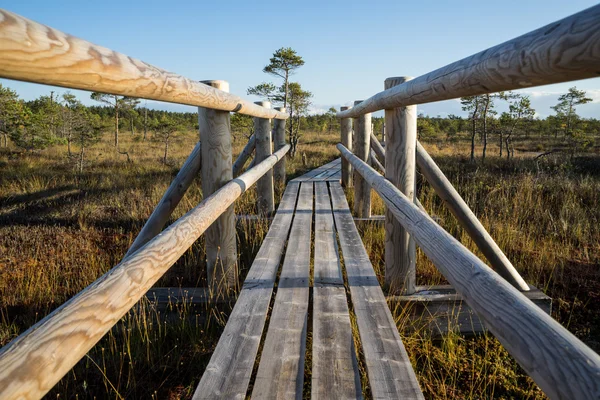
[[352, 100, 371, 218], [193, 182, 300, 399], [124, 141, 201, 257], [273, 106, 287, 187], [199, 80, 237, 289], [384, 77, 416, 295], [0, 145, 290, 400], [0, 9, 288, 120], [340, 106, 353, 187], [291, 158, 340, 182], [338, 143, 600, 400], [254, 101, 275, 215], [312, 182, 361, 399], [329, 181, 424, 400], [370, 149, 384, 173], [416, 141, 529, 291], [337, 5, 600, 119], [232, 134, 255, 178], [252, 182, 313, 399]]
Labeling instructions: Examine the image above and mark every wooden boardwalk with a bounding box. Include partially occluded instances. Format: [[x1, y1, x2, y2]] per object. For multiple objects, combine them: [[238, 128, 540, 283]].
[[194, 161, 423, 399]]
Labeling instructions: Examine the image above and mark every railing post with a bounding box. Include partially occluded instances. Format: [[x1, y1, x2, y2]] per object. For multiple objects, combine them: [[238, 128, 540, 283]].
[[254, 101, 275, 215], [352, 100, 371, 218], [384, 76, 417, 295], [340, 106, 353, 187], [198, 80, 238, 290], [273, 107, 287, 188]]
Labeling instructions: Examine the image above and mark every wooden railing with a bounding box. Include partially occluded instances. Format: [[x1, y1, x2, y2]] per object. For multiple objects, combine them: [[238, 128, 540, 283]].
[[0, 8, 289, 399], [337, 4, 600, 399]]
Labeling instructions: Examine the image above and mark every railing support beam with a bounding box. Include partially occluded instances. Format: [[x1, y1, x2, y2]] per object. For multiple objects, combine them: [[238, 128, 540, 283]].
[[254, 101, 275, 215], [384, 76, 417, 295], [340, 106, 353, 187], [198, 80, 238, 289], [273, 106, 287, 188], [353, 100, 371, 217]]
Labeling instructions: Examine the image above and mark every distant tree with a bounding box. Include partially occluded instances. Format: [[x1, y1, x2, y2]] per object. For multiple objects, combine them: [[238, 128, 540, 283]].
[[151, 115, 181, 164], [60, 92, 84, 156], [479, 94, 497, 163], [552, 87, 592, 137], [90, 93, 139, 148], [326, 107, 337, 133], [246, 82, 282, 104], [73, 108, 104, 173], [499, 92, 535, 160], [287, 82, 312, 157], [262, 47, 305, 109], [0, 84, 22, 148], [461, 96, 483, 162], [9, 104, 57, 151]]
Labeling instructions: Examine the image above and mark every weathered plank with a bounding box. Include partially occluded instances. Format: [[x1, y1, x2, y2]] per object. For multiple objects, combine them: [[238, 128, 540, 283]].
[[329, 181, 424, 400], [0, 9, 288, 120], [416, 141, 529, 291], [291, 158, 340, 182], [254, 101, 275, 215], [232, 134, 255, 178], [124, 141, 201, 257], [337, 5, 600, 118], [192, 182, 300, 399], [252, 183, 313, 399], [199, 80, 237, 289], [312, 182, 361, 399], [338, 143, 600, 400], [0, 145, 289, 400], [340, 106, 353, 187]]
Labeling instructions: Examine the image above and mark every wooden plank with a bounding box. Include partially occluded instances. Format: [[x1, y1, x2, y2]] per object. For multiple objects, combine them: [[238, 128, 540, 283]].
[[0, 10, 288, 120], [252, 183, 313, 399], [0, 145, 290, 400], [338, 143, 600, 400], [291, 158, 340, 182], [199, 80, 237, 289], [416, 141, 529, 291], [329, 182, 424, 400], [312, 182, 361, 399], [384, 76, 417, 295], [193, 182, 300, 399], [388, 285, 551, 336], [337, 5, 600, 118]]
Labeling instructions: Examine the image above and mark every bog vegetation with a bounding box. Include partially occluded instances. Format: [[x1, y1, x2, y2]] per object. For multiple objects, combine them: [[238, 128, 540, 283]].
[[0, 78, 599, 398]]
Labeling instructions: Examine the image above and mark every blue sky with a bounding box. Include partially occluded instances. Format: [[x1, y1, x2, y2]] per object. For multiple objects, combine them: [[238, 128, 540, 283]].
[[1, 0, 599, 118]]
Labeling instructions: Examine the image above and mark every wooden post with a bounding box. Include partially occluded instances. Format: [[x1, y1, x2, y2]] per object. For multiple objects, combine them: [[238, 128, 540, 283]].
[[254, 101, 274, 215], [273, 106, 287, 188], [198, 80, 237, 290], [352, 100, 371, 218], [340, 106, 353, 187], [384, 76, 417, 295]]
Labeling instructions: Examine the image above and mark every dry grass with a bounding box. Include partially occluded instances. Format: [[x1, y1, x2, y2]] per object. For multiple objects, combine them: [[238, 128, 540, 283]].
[[0, 129, 598, 398]]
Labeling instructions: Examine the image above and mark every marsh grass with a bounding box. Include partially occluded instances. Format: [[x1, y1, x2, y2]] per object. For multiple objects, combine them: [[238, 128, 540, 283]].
[[0, 129, 598, 398]]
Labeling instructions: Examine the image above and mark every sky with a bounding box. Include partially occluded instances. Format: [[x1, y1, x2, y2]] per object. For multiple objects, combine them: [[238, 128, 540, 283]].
[[1, 0, 599, 118]]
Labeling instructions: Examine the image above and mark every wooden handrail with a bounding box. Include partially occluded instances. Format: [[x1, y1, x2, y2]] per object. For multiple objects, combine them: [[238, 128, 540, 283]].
[[0, 144, 290, 400], [338, 143, 600, 400], [0, 9, 288, 120], [337, 5, 600, 118], [232, 134, 256, 177]]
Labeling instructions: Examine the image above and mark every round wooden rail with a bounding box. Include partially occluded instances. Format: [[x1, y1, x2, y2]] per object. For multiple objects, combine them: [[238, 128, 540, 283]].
[[0, 9, 288, 120], [0, 144, 290, 400], [337, 143, 600, 400], [337, 5, 600, 119]]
